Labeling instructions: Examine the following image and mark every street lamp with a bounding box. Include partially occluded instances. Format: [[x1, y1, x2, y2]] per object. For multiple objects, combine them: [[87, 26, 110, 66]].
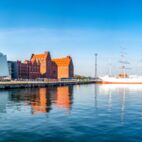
[[95, 53, 98, 79]]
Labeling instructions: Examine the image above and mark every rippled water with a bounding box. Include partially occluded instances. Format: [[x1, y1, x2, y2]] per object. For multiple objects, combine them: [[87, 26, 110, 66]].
[[1, 84, 142, 142]]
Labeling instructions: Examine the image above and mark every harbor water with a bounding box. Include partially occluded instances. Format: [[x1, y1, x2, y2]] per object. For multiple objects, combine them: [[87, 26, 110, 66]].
[[0, 84, 142, 142]]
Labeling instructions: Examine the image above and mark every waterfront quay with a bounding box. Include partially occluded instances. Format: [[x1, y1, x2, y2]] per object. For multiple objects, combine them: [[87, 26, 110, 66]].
[[0, 79, 96, 89]]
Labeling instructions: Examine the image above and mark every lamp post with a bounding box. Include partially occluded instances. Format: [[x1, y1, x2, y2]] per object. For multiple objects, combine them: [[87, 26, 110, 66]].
[[95, 53, 98, 79]]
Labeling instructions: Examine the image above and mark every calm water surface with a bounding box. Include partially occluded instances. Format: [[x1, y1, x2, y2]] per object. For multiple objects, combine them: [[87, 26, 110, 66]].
[[0, 84, 142, 142]]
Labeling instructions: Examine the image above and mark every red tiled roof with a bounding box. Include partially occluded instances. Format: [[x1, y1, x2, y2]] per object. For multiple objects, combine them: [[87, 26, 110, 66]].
[[31, 52, 50, 60], [32, 54, 46, 59], [52, 56, 72, 66]]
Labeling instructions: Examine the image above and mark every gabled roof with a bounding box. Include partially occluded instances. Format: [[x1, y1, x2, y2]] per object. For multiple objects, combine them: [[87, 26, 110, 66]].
[[31, 52, 50, 60], [31, 59, 40, 65], [52, 56, 72, 66], [22, 60, 40, 65]]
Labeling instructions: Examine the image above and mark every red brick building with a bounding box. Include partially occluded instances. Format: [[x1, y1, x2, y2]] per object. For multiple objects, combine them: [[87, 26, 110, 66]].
[[17, 52, 74, 79], [17, 60, 40, 79], [52, 56, 74, 79], [30, 52, 57, 79]]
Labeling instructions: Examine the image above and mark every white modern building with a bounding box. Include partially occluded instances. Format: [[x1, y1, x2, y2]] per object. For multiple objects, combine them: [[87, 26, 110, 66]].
[[0, 53, 9, 78]]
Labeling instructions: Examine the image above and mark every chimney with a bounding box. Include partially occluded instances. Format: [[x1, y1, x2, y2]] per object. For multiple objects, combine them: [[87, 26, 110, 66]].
[[44, 51, 49, 55], [67, 56, 71, 59], [31, 54, 35, 60]]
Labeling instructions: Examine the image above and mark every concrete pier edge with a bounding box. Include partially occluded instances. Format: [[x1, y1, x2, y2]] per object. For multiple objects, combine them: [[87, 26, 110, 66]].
[[0, 80, 97, 89]]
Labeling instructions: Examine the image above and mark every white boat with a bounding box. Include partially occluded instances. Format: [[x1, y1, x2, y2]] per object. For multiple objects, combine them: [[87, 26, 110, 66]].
[[99, 75, 142, 84], [95, 49, 142, 84]]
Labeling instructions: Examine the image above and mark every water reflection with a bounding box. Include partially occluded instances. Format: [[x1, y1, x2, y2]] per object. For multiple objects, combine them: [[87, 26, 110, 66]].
[[108, 90, 112, 111], [97, 84, 142, 125], [7, 86, 73, 114], [56, 86, 73, 109], [0, 92, 9, 113], [31, 88, 52, 114], [1, 85, 142, 141], [94, 84, 98, 109]]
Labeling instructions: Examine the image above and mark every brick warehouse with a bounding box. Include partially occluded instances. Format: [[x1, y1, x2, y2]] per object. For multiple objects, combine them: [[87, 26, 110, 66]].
[[16, 52, 74, 80], [17, 60, 40, 79]]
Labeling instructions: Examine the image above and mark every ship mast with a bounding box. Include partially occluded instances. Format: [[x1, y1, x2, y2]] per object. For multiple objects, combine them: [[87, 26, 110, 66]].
[[119, 48, 130, 78]]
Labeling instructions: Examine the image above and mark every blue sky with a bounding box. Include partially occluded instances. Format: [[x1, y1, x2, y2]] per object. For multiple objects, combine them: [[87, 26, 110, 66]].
[[1, 0, 142, 76]]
